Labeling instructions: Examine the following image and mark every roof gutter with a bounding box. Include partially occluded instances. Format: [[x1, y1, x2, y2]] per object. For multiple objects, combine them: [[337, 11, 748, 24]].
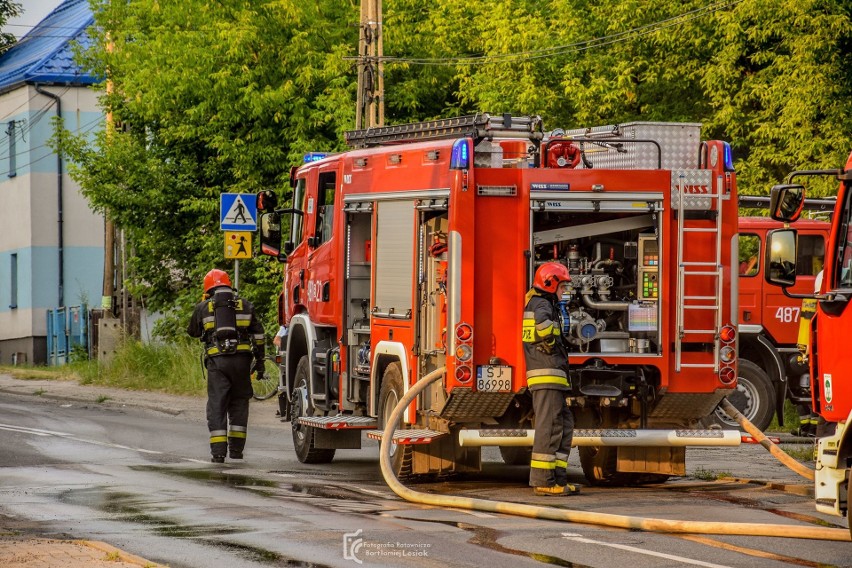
[[34, 84, 63, 307]]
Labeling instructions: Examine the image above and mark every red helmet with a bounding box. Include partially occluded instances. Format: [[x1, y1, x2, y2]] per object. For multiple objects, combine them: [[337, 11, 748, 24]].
[[203, 269, 231, 293], [533, 262, 570, 294]]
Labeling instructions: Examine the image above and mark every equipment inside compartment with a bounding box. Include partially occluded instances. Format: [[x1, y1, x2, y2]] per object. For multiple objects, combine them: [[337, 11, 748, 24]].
[[532, 209, 661, 356]]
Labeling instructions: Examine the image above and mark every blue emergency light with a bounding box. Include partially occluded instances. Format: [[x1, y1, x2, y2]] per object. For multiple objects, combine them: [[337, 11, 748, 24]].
[[722, 142, 734, 171], [450, 139, 470, 170], [304, 152, 328, 163]]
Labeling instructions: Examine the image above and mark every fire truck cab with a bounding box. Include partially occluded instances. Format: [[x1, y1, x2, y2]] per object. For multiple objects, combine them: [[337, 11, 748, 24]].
[[710, 202, 832, 432], [763, 153, 852, 538], [258, 114, 742, 485]]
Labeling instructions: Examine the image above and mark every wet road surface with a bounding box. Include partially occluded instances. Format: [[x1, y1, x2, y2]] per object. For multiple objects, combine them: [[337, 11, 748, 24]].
[[0, 391, 848, 568]]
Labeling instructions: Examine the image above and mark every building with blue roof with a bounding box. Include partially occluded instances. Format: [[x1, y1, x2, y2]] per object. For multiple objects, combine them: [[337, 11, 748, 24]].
[[0, 0, 104, 364]]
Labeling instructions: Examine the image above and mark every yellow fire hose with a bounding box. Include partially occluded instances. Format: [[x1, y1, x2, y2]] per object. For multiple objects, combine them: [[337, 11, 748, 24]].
[[719, 398, 815, 481], [379, 368, 849, 541]]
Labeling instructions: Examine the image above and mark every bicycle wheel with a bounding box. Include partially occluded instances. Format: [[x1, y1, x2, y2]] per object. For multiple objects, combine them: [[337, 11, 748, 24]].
[[252, 355, 280, 401]]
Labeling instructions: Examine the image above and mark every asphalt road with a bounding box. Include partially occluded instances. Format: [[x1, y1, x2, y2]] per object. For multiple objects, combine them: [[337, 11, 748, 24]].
[[0, 375, 849, 568]]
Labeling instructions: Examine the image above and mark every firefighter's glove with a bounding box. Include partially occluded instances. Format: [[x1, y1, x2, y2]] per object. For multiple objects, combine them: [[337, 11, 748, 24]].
[[536, 338, 556, 355], [252, 359, 264, 377]]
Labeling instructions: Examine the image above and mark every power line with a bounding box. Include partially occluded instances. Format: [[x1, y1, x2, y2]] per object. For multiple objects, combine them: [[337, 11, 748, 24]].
[[353, 0, 743, 66]]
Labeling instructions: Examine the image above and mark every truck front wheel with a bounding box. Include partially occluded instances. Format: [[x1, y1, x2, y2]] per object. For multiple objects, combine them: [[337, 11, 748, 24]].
[[711, 359, 775, 431], [291, 356, 335, 464], [378, 362, 413, 477]]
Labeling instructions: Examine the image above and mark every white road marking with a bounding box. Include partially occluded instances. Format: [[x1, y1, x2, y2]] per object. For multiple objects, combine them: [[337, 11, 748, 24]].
[[0, 422, 163, 455], [561, 532, 734, 568]]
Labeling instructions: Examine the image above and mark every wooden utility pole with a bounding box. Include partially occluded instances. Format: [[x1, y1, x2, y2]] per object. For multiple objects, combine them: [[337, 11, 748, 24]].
[[356, 0, 384, 129], [102, 33, 116, 314]]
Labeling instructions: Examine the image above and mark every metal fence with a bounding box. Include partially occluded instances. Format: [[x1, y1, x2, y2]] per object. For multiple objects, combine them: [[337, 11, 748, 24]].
[[46, 305, 88, 366]]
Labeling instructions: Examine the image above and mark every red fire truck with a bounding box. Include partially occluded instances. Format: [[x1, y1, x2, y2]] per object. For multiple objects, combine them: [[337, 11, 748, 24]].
[[763, 152, 852, 538], [257, 114, 741, 485], [708, 200, 833, 432]]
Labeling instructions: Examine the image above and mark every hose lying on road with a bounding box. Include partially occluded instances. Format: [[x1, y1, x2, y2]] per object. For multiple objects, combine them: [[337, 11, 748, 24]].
[[720, 398, 815, 481], [379, 368, 849, 542]]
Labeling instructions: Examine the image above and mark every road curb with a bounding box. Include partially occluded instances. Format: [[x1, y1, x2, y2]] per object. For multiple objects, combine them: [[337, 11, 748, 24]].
[[0, 384, 187, 416], [81, 539, 162, 566]]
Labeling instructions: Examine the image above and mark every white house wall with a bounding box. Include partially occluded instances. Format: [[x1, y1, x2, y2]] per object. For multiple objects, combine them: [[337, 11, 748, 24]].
[[0, 84, 104, 363]]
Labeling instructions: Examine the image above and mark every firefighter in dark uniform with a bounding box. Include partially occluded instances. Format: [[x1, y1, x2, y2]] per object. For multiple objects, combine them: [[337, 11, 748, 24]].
[[188, 269, 265, 463], [523, 262, 579, 496]]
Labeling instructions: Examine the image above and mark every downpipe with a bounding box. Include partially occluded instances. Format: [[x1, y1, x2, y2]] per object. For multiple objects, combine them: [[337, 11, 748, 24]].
[[379, 368, 849, 541], [720, 398, 815, 481]]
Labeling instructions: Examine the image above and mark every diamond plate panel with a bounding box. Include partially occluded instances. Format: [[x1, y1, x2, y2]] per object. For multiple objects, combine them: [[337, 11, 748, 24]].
[[671, 169, 714, 210], [562, 122, 701, 170], [366, 428, 446, 445], [439, 388, 515, 420], [648, 391, 728, 420], [296, 415, 377, 429]]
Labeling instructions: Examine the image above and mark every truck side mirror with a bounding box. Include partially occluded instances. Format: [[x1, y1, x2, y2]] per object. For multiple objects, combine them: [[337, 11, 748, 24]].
[[769, 184, 805, 223], [765, 228, 797, 287], [256, 190, 278, 212], [258, 212, 285, 262]]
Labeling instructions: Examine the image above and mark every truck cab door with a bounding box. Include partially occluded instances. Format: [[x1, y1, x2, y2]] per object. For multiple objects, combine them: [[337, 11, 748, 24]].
[[285, 175, 310, 318], [762, 230, 824, 344], [305, 167, 339, 324]]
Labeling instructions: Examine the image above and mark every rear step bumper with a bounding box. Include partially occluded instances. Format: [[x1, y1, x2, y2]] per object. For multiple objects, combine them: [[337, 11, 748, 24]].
[[297, 417, 742, 448], [458, 428, 741, 447]]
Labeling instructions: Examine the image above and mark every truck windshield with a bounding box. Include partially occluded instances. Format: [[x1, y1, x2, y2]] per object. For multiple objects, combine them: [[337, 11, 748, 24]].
[[835, 190, 852, 287]]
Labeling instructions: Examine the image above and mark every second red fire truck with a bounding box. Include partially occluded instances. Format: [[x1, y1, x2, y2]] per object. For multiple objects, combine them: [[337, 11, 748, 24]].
[[258, 114, 742, 485]]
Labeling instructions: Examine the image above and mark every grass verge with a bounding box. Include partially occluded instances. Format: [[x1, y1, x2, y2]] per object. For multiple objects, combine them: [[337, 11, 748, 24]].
[[0, 340, 206, 396]]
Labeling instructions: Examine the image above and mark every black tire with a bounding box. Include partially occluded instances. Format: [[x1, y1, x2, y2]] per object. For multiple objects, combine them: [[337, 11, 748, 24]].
[[377, 362, 413, 477], [499, 446, 532, 466], [710, 359, 775, 431], [251, 356, 279, 401], [291, 356, 335, 464]]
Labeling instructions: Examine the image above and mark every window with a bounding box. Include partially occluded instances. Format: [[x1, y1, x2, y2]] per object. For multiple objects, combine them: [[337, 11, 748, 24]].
[[291, 178, 307, 244], [796, 234, 825, 276], [10, 253, 17, 309], [835, 190, 852, 288], [314, 172, 336, 246], [738, 234, 760, 277]]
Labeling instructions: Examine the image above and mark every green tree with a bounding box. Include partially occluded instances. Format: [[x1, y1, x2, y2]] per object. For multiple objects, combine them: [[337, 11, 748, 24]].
[[0, 1, 22, 53], [59, 0, 358, 338]]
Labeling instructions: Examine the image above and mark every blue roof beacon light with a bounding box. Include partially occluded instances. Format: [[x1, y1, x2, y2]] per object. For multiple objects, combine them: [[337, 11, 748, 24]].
[[304, 152, 328, 163], [722, 142, 735, 172], [450, 139, 470, 170]]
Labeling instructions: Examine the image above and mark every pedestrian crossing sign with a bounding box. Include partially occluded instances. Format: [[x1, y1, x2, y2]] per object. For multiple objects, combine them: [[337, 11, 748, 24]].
[[220, 193, 257, 231], [225, 231, 252, 259]]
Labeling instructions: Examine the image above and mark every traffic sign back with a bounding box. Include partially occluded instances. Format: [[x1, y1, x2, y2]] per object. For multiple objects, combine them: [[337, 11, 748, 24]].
[[220, 193, 257, 231]]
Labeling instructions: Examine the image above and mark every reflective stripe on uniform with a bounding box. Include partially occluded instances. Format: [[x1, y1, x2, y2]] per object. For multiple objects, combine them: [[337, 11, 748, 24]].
[[522, 312, 536, 343], [527, 375, 569, 387], [210, 435, 227, 444], [531, 460, 556, 470], [228, 431, 247, 439], [555, 459, 567, 469]]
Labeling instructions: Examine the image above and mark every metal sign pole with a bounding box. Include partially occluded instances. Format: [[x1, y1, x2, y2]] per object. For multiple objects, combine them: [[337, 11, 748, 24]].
[[234, 259, 239, 291]]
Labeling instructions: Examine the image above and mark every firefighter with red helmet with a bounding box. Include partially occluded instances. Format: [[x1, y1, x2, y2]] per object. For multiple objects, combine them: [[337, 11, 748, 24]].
[[523, 262, 580, 496], [188, 269, 265, 463]]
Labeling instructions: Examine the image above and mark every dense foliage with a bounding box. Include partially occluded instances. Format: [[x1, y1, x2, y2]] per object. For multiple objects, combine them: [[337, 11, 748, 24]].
[[57, 0, 852, 339], [0, 1, 21, 52]]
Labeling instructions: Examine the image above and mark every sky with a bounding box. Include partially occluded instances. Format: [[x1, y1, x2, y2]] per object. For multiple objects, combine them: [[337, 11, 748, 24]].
[[6, 0, 64, 39]]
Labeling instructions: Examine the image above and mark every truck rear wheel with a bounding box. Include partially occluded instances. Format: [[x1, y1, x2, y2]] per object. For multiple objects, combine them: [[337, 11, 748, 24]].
[[711, 359, 775, 431], [378, 362, 413, 478], [499, 446, 532, 466], [291, 356, 335, 464], [579, 445, 639, 486]]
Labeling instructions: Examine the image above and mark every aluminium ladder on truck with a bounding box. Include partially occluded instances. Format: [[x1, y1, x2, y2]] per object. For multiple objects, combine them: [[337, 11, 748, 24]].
[[675, 173, 724, 372]]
